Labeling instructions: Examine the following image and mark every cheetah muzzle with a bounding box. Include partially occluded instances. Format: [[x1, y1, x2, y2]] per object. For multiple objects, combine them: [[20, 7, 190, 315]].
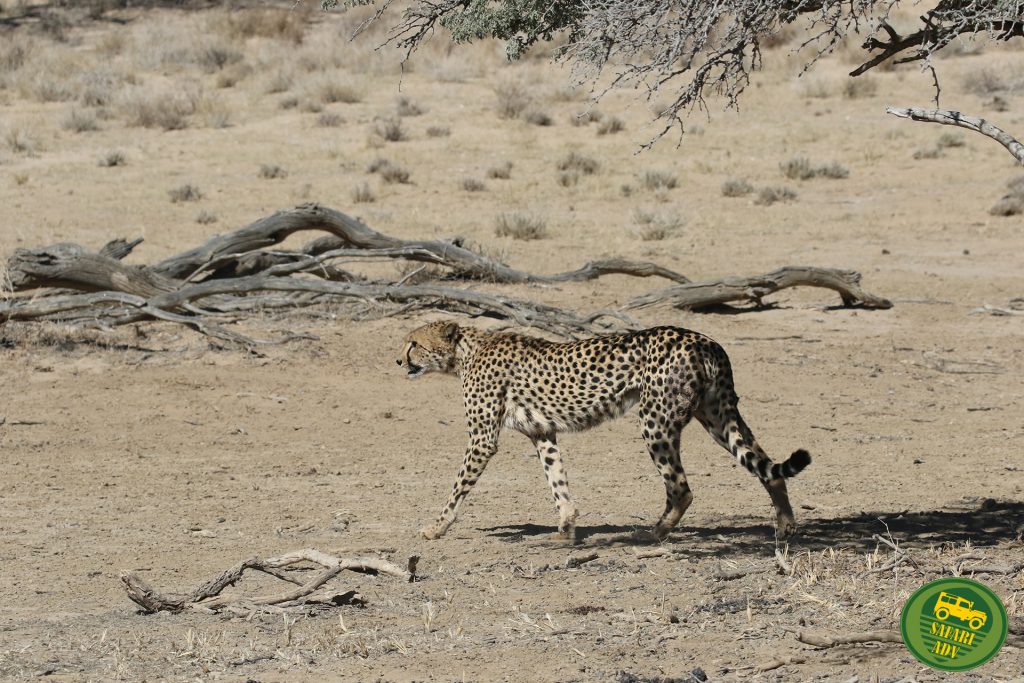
[[397, 321, 812, 543]]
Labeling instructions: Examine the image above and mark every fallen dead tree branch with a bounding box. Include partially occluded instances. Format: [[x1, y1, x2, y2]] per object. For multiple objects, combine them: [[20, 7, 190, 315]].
[[886, 107, 1024, 164], [120, 548, 415, 615], [625, 266, 892, 311], [3, 204, 892, 344], [783, 628, 903, 649]]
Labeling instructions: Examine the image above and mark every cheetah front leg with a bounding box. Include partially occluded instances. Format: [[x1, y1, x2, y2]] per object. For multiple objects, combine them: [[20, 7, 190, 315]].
[[421, 433, 499, 540], [531, 433, 579, 541]]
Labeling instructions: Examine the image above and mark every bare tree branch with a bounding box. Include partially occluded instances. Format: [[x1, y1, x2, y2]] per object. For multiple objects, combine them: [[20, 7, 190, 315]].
[[886, 107, 1024, 164]]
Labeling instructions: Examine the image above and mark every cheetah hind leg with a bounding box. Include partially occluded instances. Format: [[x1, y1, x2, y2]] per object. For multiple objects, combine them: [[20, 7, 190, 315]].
[[638, 396, 694, 540], [532, 434, 579, 542]]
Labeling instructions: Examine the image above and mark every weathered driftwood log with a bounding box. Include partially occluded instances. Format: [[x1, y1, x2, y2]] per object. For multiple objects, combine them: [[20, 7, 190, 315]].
[[886, 107, 1024, 164], [625, 266, 893, 311], [8, 243, 178, 296], [121, 549, 415, 614]]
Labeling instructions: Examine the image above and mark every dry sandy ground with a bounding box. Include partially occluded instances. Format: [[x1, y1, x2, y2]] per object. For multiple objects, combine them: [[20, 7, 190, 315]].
[[1, 4, 1023, 682]]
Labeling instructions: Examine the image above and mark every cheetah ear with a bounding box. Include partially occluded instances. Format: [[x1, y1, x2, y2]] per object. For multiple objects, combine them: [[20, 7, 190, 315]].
[[440, 321, 460, 342]]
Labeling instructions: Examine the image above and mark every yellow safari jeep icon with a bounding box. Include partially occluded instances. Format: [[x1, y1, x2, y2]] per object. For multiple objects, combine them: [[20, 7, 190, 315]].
[[934, 592, 987, 630]]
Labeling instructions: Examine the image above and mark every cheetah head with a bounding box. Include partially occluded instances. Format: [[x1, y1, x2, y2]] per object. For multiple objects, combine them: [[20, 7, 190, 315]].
[[396, 321, 460, 379]]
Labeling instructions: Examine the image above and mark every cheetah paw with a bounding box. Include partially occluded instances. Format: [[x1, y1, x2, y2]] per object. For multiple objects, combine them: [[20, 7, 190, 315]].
[[420, 523, 448, 540]]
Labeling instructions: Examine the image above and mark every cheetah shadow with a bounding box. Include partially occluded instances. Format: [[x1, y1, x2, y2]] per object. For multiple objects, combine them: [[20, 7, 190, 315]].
[[481, 499, 1023, 555]]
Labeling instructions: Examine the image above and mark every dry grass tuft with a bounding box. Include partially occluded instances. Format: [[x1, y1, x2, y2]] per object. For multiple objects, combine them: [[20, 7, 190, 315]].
[[570, 109, 602, 126], [641, 169, 678, 191], [721, 178, 753, 197], [367, 158, 412, 184], [373, 117, 407, 142], [3, 126, 38, 155], [221, 9, 307, 44], [597, 117, 625, 135], [913, 147, 944, 160], [120, 87, 200, 130], [315, 78, 363, 104], [98, 150, 126, 167], [754, 186, 797, 205], [426, 125, 450, 138], [317, 112, 344, 127], [557, 171, 579, 187], [486, 162, 513, 180], [523, 110, 553, 126], [351, 182, 376, 203], [493, 80, 532, 120], [936, 132, 965, 149], [461, 178, 486, 192], [990, 175, 1024, 216], [62, 108, 100, 133], [495, 212, 547, 240], [557, 151, 599, 175], [259, 164, 288, 180], [169, 183, 203, 203], [632, 208, 683, 241], [396, 96, 425, 117], [842, 76, 878, 99], [195, 210, 218, 224], [780, 157, 849, 180]]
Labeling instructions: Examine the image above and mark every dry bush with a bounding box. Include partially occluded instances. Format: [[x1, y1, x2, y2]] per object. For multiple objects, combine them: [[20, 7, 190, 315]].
[[195, 210, 218, 224], [641, 169, 678, 191], [216, 63, 253, 89], [557, 151, 599, 175], [314, 77, 363, 104], [843, 76, 878, 99], [317, 112, 344, 127], [169, 183, 203, 203], [197, 96, 231, 129], [493, 80, 532, 119], [461, 178, 486, 192], [351, 182, 376, 203], [373, 117, 407, 142], [13, 172, 29, 186], [62, 108, 99, 133], [597, 117, 625, 135], [0, 37, 29, 74], [990, 175, 1024, 216], [913, 147, 944, 160], [301, 99, 324, 113], [495, 212, 547, 240], [780, 157, 849, 180], [367, 158, 411, 184], [632, 208, 683, 241], [221, 9, 307, 44], [721, 178, 753, 197], [279, 96, 299, 110], [98, 150, 125, 167], [396, 96, 424, 117], [3, 127, 38, 155], [524, 110, 553, 126], [558, 171, 579, 187], [987, 94, 1011, 112], [259, 164, 288, 179], [570, 109, 603, 126], [754, 186, 797, 205], [426, 125, 450, 138], [265, 69, 294, 95], [486, 162, 513, 179], [119, 87, 200, 130], [78, 69, 129, 107], [936, 132, 965, 149]]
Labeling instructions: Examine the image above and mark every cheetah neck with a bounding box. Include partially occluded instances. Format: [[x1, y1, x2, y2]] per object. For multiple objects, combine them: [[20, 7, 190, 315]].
[[453, 327, 487, 377]]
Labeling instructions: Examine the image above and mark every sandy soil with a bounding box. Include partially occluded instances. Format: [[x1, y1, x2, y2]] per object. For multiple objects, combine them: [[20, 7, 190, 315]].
[[0, 4, 1022, 682]]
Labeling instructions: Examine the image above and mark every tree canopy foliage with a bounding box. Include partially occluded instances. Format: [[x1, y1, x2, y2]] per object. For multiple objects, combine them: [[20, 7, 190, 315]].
[[326, 0, 1024, 140]]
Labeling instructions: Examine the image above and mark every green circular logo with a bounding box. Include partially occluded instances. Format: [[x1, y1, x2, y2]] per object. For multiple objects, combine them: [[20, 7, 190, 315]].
[[901, 577, 1008, 671]]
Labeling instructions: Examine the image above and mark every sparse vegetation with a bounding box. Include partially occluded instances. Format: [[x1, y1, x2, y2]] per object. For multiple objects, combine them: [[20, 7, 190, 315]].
[[259, 164, 288, 180], [98, 150, 126, 167], [351, 182, 376, 203], [842, 76, 878, 99], [374, 117, 407, 142], [754, 186, 798, 205], [557, 151, 599, 175], [279, 96, 299, 110], [195, 210, 218, 224], [721, 178, 753, 197], [316, 112, 344, 127], [316, 78, 363, 104], [558, 171, 579, 187], [780, 157, 849, 180], [367, 158, 412, 185], [396, 96, 425, 117], [570, 109, 603, 126], [461, 178, 486, 192], [936, 132, 966, 149], [426, 126, 451, 138], [62, 108, 99, 133], [632, 208, 683, 241], [120, 88, 198, 130], [990, 174, 1024, 216], [913, 147, 944, 160], [495, 211, 547, 240], [169, 183, 203, 203], [3, 127, 38, 155], [524, 110, 553, 126], [486, 162, 513, 179], [13, 172, 29, 186], [641, 170, 678, 191], [493, 80, 532, 120], [597, 117, 625, 135]]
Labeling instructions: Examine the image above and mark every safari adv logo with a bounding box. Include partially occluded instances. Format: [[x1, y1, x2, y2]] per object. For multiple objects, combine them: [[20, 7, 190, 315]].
[[901, 577, 1008, 671]]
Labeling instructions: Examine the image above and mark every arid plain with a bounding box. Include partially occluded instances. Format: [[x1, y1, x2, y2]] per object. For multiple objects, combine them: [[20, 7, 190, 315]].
[[0, 3, 1022, 681]]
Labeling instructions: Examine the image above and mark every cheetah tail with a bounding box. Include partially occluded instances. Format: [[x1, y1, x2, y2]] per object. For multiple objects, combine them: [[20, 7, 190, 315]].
[[769, 449, 812, 479]]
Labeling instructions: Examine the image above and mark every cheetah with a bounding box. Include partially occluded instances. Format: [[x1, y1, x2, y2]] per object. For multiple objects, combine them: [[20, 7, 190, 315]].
[[397, 321, 811, 542]]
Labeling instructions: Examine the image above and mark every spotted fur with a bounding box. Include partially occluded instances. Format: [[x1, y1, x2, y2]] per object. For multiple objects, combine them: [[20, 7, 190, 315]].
[[397, 321, 811, 541]]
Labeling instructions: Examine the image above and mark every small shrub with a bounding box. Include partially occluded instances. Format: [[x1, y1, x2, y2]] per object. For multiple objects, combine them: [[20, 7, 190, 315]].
[[301, 99, 324, 113], [265, 70, 293, 95], [367, 158, 411, 184], [558, 171, 579, 187], [988, 95, 1010, 112], [843, 76, 878, 99], [13, 172, 29, 186], [754, 186, 797, 206], [486, 162, 512, 180], [396, 96, 424, 117], [524, 110, 553, 126], [557, 151, 599, 175], [426, 125, 450, 138], [620, 184, 634, 197], [721, 178, 753, 197], [374, 117, 407, 142], [351, 182, 376, 203], [780, 156, 815, 180], [169, 183, 203, 203], [495, 212, 547, 240], [318, 79, 363, 104], [216, 63, 253, 89], [597, 117, 625, 135], [493, 80, 532, 120], [62, 108, 99, 133], [816, 162, 849, 179], [195, 210, 218, 224], [120, 90, 196, 130], [570, 109, 603, 126], [279, 96, 300, 110], [196, 46, 243, 74], [98, 150, 125, 167], [632, 208, 683, 241], [317, 112, 344, 127], [641, 169, 678, 191], [4, 127, 37, 155], [913, 147, 944, 160], [461, 178, 486, 192], [936, 132, 965, 149], [259, 164, 287, 180]]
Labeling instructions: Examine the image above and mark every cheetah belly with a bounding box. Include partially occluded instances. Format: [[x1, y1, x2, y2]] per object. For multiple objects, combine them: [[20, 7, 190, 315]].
[[503, 387, 641, 435]]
